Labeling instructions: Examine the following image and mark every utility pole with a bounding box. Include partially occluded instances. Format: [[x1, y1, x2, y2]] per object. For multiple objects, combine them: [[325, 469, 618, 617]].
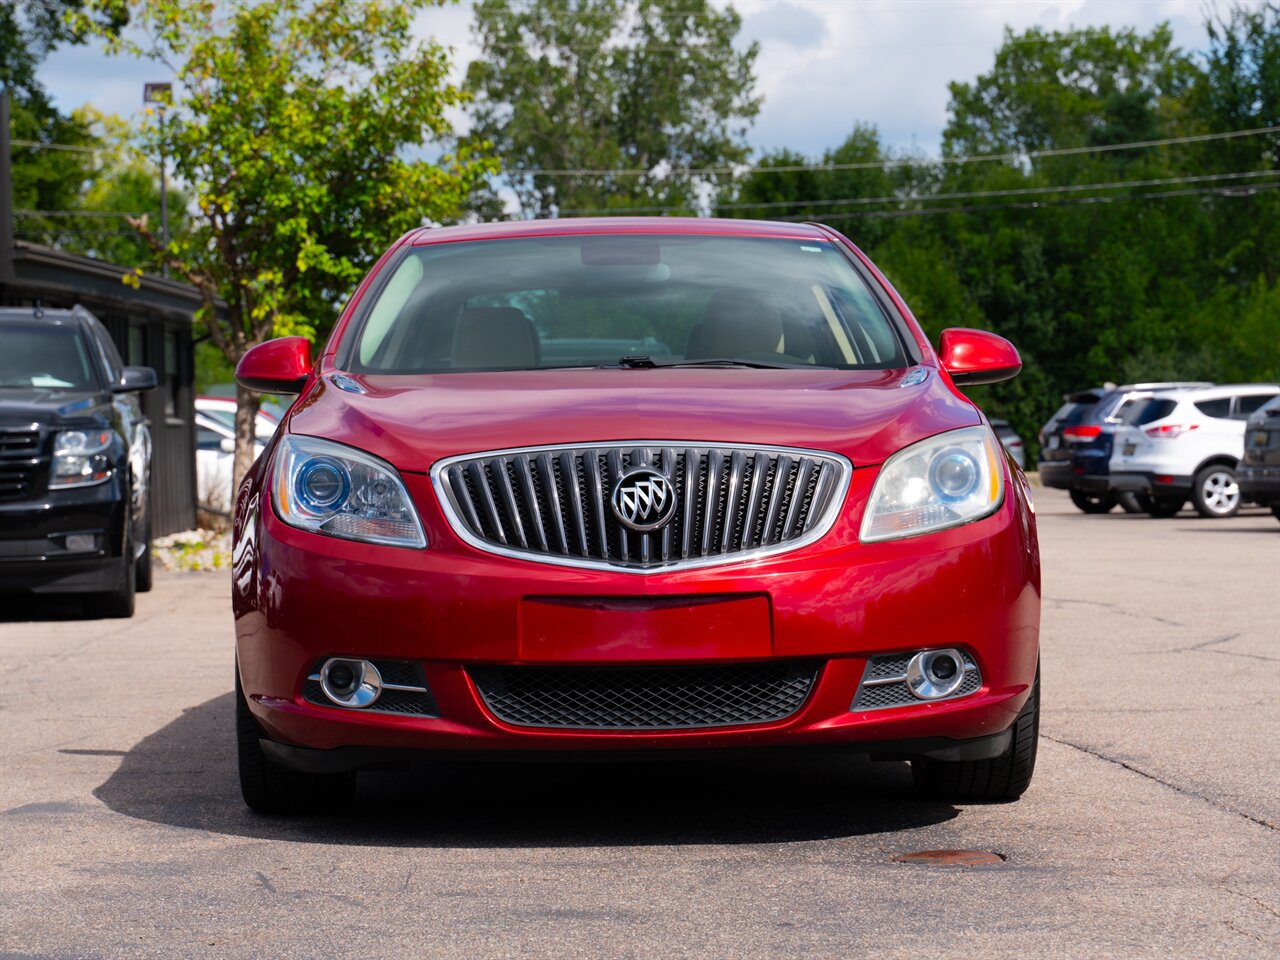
[[143, 83, 172, 278], [0, 89, 14, 288]]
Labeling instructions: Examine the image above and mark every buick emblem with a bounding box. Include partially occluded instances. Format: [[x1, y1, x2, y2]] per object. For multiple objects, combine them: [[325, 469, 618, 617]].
[[611, 468, 677, 532]]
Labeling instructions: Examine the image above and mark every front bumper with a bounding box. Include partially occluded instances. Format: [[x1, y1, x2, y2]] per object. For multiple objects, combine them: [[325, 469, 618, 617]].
[[233, 467, 1041, 759], [0, 478, 127, 593], [1238, 463, 1280, 503]]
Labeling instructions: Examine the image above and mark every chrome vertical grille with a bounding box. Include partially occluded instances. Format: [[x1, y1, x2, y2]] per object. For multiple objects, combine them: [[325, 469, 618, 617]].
[[433, 442, 851, 572]]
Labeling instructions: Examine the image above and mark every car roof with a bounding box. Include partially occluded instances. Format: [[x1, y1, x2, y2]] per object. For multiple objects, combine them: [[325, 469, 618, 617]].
[[0, 305, 97, 327], [1144, 383, 1280, 400], [406, 217, 831, 247]]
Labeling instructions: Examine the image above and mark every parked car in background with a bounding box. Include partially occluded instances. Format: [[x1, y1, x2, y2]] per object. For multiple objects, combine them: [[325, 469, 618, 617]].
[[1039, 382, 1210, 513], [1237, 394, 1280, 522], [990, 418, 1026, 469], [195, 410, 266, 514], [0, 306, 157, 617], [195, 395, 281, 439], [1110, 384, 1280, 518]]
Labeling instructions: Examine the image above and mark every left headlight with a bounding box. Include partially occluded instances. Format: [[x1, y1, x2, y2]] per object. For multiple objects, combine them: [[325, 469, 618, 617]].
[[860, 425, 1004, 542], [50, 429, 114, 488], [272, 434, 426, 548]]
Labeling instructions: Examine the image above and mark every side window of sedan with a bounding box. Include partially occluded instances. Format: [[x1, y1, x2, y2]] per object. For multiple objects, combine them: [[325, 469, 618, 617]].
[[197, 427, 225, 451]]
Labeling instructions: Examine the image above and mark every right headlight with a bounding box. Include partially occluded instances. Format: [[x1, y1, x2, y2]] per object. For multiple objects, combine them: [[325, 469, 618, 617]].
[[50, 429, 114, 488], [860, 425, 1004, 542], [272, 434, 426, 548]]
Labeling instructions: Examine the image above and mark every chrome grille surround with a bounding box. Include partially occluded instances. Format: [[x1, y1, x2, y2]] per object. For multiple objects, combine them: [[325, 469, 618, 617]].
[[431, 441, 852, 573]]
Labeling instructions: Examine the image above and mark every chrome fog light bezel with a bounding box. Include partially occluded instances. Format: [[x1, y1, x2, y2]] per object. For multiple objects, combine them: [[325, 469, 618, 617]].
[[319, 657, 383, 708], [905, 648, 967, 700]]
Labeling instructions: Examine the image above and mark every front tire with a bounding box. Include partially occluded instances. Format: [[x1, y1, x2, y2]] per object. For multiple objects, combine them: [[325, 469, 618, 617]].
[[88, 527, 136, 619], [1117, 491, 1146, 514], [1192, 465, 1240, 518], [236, 663, 353, 815], [1070, 489, 1116, 514], [135, 495, 153, 593], [912, 668, 1039, 803]]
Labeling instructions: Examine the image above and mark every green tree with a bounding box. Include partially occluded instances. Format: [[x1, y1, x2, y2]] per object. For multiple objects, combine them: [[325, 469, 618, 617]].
[[466, 0, 759, 218], [3, 1, 129, 248], [82, 0, 494, 486]]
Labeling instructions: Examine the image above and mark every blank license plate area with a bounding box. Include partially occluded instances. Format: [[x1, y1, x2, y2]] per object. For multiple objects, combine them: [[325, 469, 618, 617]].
[[519, 595, 772, 662]]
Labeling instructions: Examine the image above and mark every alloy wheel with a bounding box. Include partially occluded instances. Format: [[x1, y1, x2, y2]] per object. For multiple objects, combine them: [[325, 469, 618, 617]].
[[1200, 470, 1239, 515]]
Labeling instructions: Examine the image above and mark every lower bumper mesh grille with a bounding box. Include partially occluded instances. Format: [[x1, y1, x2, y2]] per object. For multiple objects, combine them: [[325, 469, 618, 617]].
[[470, 662, 820, 730]]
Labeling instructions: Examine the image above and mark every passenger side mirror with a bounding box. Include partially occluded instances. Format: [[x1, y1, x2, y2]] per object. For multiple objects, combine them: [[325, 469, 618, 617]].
[[938, 328, 1022, 386], [235, 337, 313, 394], [114, 366, 158, 393]]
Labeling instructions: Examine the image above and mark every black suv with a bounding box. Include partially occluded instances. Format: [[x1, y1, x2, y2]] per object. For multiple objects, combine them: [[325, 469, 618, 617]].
[[0, 306, 157, 617], [1239, 394, 1280, 522]]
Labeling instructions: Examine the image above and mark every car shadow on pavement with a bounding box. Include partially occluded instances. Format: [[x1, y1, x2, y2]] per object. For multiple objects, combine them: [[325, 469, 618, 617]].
[[1, 594, 103, 622], [93, 692, 959, 847]]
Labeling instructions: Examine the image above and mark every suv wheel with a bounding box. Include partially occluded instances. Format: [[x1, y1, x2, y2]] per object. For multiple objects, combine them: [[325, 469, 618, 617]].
[[1191, 465, 1240, 518], [912, 666, 1039, 803], [236, 662, 354, 815], [1143, 494, 1183, 518], [135, 493, 153, 594], [1069, 489, 1116, 514], [1271, 504, 1280, 522]]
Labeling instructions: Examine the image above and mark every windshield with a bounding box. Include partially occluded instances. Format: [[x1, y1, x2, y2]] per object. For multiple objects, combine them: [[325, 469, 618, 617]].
[[0, 323, 98, 390], [348, 235, 908, 373]]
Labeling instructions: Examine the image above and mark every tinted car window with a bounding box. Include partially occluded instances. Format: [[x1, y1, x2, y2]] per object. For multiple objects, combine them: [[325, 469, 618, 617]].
[[1194, 398, 1231, 419], [352, 235, 908, 373], [0, 323, 98, 390], [1116, 398, 1177, 425], [90, 321, 124, 385], [1235, 394, 1276, 418]]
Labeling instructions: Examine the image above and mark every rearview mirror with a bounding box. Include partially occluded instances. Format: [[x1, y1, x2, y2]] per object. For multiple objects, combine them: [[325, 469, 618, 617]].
[[938, 328, 1022, 386], [114, 366, 158, 393], [235, 337, 313, 394]]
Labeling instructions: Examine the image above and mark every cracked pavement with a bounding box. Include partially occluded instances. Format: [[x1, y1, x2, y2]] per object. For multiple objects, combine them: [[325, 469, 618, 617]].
[[1, 492, 1277, 958]]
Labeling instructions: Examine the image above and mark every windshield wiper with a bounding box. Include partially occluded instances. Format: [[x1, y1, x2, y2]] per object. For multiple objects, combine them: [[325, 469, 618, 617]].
[[610, 355, 803, 370]]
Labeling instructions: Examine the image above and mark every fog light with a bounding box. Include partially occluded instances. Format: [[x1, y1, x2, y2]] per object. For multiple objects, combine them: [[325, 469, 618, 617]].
[[906, 649, 967, 700], [63, 533, 96, 553], [319, 658, 382, 708]]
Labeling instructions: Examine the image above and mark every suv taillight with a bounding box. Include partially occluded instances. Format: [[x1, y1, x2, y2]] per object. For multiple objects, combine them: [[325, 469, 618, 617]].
[[1144, 424, 1199, 439], [1063, 425, 1102, 440]]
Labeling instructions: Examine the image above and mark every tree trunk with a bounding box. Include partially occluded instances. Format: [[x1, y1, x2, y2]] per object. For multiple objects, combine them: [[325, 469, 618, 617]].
[[233, 385, 261, 506]]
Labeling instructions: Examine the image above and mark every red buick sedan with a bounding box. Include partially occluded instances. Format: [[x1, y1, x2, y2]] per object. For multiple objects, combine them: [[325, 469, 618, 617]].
[[231, 218, 1040, 814]]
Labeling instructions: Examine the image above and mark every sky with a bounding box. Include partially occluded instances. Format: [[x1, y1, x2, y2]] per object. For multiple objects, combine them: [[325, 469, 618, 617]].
[[37, 0, 1245, 162]]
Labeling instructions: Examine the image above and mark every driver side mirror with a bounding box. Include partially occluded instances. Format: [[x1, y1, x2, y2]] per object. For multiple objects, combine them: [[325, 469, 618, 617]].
[[235, 337, 313, 394], [938, 328, 1022, 386], [114, 366, 158, 393]]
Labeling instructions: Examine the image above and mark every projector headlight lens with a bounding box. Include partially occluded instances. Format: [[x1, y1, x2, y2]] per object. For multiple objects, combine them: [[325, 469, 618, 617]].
[[860, 425, 1003, 542], [273, 434, 426, 548]]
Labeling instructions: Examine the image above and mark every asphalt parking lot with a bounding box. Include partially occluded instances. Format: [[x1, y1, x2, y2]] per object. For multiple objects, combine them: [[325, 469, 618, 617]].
[[2, 493, 1277, 958]]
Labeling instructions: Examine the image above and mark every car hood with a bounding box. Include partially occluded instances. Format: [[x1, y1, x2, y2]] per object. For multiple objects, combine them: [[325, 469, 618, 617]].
[[286, 367, 980, 472], [0, 388, 109, 425]]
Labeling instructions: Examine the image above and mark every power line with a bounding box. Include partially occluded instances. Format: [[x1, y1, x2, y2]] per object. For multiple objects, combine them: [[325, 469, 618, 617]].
[[13, 209, 144, 218], [10, 139, 101, 154], [514, 125, 1280, 177], [555, 169, 1280, 215], [772, 178, 1280, 221]]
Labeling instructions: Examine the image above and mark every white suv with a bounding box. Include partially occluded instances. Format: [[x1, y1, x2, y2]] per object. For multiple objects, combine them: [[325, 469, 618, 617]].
[[1109, 384, 1280, 517]]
